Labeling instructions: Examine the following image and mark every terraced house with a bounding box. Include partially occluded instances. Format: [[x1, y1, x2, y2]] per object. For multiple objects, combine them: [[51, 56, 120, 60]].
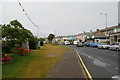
[[75, 25, 120, 44], [109, 24, 120, 44]]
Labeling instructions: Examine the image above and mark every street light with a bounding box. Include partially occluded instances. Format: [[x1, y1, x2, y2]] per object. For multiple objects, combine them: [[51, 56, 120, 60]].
[[100, 13, 107, 28], [100, 13, 108, 42]]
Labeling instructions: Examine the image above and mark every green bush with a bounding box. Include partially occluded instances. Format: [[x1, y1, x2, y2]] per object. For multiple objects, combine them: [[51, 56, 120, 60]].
[[29, 37, 38, 49], [11, 48, 19, 54], [2, 46, 11, 53], [2, 41, 12, 53]]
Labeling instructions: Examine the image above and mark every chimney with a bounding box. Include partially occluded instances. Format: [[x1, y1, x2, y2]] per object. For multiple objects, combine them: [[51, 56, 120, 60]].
[[90, 30, 92, 33], [118, 23, 120, 26], [96, 29, 99, 31]]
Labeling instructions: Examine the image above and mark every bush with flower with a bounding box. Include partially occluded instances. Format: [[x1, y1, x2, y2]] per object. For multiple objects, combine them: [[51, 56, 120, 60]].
[[16, 48, 32, 56], [11, 48, 32, 56], [0, 54, 14, 64]]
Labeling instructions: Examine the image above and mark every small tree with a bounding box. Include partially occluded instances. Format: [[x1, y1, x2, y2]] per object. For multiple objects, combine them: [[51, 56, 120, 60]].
[[2, 20, 35, 53], [47, 34, 55, 43], [29, 36, 38, 49]]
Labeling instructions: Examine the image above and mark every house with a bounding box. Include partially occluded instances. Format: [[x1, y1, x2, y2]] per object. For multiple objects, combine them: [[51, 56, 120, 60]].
[[53, 24, 120, 44], [88, 25, 120, 44], [76, 31, 90, 42], [109, 25, 120, 44], [52, 36, 63, 43], [69, 36, 76, 40], [92, 29, 107, 43]]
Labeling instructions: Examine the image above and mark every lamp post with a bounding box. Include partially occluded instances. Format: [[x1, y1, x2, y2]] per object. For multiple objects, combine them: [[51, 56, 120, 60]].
[[100, 13, 109, 43]]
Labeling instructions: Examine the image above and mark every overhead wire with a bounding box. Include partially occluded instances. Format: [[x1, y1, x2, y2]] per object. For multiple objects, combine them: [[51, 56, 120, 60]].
[[18, 0, 45, 38]]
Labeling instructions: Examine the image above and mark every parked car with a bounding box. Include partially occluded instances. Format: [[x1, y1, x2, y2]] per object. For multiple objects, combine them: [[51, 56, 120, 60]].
[[84, 42, 91, 47], [89, 43, 98, 47], [64, 41, 70, 45], [76, 42, 83, 47], [73, 41, 78, 45], [109, 42, 120, 51], [97, 43, 110, 49], [118, 45, 120, 51], [58, 42, 64, 45], [69, 41, 73, 45]]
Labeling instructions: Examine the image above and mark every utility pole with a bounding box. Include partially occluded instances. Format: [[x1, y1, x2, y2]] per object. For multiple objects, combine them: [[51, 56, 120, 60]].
[[100, 13, 108, 43], [36, 25, 39, 38], [37, 27, 39, 37]]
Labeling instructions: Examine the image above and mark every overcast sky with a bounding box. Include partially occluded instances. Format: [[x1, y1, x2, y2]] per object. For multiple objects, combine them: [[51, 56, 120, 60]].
[[0, 0, 119, 38]]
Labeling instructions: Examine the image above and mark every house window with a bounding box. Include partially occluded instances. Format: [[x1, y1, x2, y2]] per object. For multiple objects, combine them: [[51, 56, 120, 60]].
[[114, 29, 117, 33], [114, 36, 117, 42], [118, 39, 120, 42], [115, 28, 120, 32], [117, 28, 120, 32]]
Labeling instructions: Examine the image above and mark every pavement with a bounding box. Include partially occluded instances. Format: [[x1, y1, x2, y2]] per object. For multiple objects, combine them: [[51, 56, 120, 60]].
[[47, 45, 119, 79], [67, 45, 119, 78], [47, 50, 87, 79]]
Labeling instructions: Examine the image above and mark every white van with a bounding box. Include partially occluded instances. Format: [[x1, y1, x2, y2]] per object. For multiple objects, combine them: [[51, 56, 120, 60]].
[[64, 41, 70, 45], [73, 41, 78, 45]]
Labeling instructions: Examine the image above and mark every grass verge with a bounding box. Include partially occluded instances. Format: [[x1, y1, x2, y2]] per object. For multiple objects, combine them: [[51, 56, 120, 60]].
[[2, 44, 71, 78]]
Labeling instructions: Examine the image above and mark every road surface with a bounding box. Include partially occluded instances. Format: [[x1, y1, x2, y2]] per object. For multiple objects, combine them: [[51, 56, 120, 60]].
[[67, 45, 119, 78]]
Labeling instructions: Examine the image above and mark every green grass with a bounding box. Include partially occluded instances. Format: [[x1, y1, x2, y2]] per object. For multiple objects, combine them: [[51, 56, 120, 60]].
[[2, 44, 71, 78], [2, 51, 37, 78]]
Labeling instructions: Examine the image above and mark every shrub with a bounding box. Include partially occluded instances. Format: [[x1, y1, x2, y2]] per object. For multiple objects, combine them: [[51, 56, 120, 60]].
[[2, 41, 12, 53], [29, 37, 38, 49], [29, 40, 37, 49], [12, 48, 32, 56], [11, 48, 20, 54]]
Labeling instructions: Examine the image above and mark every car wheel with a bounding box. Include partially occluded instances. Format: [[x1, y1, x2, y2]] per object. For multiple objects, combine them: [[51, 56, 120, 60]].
[[101, 46, 103, 49], [109, 48, 111, 50], [116, 48, 119, 51]]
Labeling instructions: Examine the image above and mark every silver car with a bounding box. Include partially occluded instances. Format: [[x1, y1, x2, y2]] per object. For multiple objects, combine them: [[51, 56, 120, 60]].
[[97, 43, 110, 49], [109, 42, 120, 51], [118, 45, 120, 51], [76, 42, 83, 47]]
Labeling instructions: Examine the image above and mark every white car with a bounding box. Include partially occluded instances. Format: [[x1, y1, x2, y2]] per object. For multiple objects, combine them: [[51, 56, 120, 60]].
[[97, 43, 110, 49], [118, 45, 120, 51], [109, 42, 120, 51], [73, 41, 78, 45], [64, 41, 70, 45]]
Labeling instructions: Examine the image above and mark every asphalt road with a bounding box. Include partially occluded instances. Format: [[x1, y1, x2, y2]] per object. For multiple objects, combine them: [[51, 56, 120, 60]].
[[67, 45, 119, 78]]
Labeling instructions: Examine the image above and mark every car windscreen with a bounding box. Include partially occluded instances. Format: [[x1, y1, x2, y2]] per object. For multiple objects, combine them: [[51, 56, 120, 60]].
[[112, 43, 119, 45]]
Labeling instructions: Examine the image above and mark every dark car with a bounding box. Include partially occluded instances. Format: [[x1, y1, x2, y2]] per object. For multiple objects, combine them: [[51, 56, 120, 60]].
[[76, 42, 83, 47], [84, 42, 91, 47]]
